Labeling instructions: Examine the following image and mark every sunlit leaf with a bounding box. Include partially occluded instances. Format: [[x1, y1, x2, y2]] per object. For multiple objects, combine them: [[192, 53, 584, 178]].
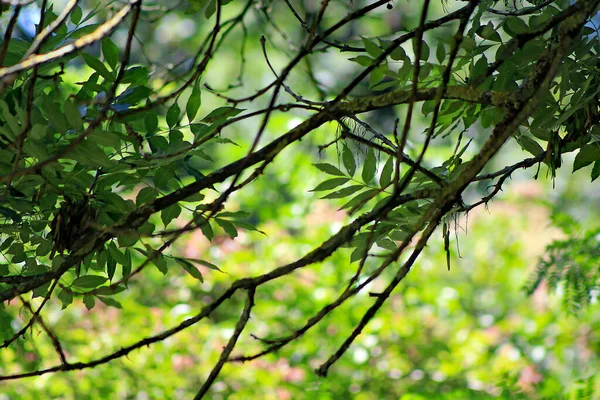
[[314, 163, 345, 177], [310, 178, 349, 192]]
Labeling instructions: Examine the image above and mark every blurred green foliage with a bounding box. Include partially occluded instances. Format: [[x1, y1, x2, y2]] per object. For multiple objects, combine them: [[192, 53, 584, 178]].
[[0, 0, 599, 398]]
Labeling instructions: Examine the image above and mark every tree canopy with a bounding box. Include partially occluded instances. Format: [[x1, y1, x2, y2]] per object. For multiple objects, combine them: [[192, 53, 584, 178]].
[[0, 0, 599, 398]]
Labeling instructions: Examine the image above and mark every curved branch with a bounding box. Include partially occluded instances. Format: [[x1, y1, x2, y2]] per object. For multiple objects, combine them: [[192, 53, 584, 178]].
[[487, 0, 555, 16], [0, 0, 140, 83], [193, 288, 255, 400]]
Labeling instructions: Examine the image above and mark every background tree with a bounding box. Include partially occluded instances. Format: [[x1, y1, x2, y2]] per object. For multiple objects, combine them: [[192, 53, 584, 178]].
[[0, 0, 599, 398]]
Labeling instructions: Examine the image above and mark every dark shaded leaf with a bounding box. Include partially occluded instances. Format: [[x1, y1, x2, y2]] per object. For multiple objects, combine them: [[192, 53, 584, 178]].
[[167, 102, 181, 128], [574, 143, 600, 172], [102, 38, 119, 70], [161, 204, 181, 227], [97, 296, 122, 309], [342, 145, 356, 177], [380, 156, 394, 188], [83, 295, 95, 310], [216, 218, 237, 238], [175, 258, 204, 281], [591, 160, 600, 182], [71, 275, 108, 289], [70, 5, 82, 24], [82, 53, 112, 79], [186, 82, 202, 121], [362, 148, 377, 184], [136, 187, 158, 206], [58, 289, 73, 309]]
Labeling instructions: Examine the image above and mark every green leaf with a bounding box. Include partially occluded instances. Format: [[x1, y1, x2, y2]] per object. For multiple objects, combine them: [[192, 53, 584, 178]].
[[436, 43, 446, 64], [153, 253, 168, 275], [97, 296, 122, 309], [167, 102, 181, 128], [310, 178, 349, 192], [362, 148, 377, 184], [145, 110, 159, 133], [175, 258, 204, 281], [188, 258, 222, 272], [0, 206, 21, 222], [202, 107, 244, 123], [87, 129, 121, 150], [36, 240, 53, 257], [136, 187, 158, 206], [321, 185, 364, 199], [217, 211, 251, 219], [376, 238, 397, 251], [58, 289, 73, 309], [94, 286, 125, 295], [412, 38, 430, 61], [195, 216, 214, 241], [0, 238, 14, 252], [504, 17, 528, 36], [216, 218, 238, 238], [340, 188, 379, 212], [71, 275, 108, 289], [29, 124, 47, 140], [471, 55, 488, 80], [342, 145, 356, 176], [161, 204, 182, 227], [517, 135, 544, 157], [121, 66, 149, 85], [314, 163, 345, 177], [477, 22, 502, 42], [32, 281, 51, 298], [82, 53, 112, 80], [64, 100, 84, 132], [83, 295, 95, 310], [154, 164, 176, 188], [591, 160, 600, 182], [369, 66, 385, 90], [573, 143, 600, 172], [350, 245, 369, 263], [107, 255, 116, 281], [186, 82, 202, 121], [185, 0, 210, 14], [380, 156, 394, 188], [107, 242, 128, 265], [205, 0, 216, 18], [123, 249, 132, 277], [348, 56, 373, 67], [102, 38, 119, 70], [362, 37, 383, 58], [52, 256, 64, 272], [70, 5, 82, 24], [116, 86, 151, 106], [390, 46, 407, 61], [96, 250, 107, 271], [69, 140, 113, 168]]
